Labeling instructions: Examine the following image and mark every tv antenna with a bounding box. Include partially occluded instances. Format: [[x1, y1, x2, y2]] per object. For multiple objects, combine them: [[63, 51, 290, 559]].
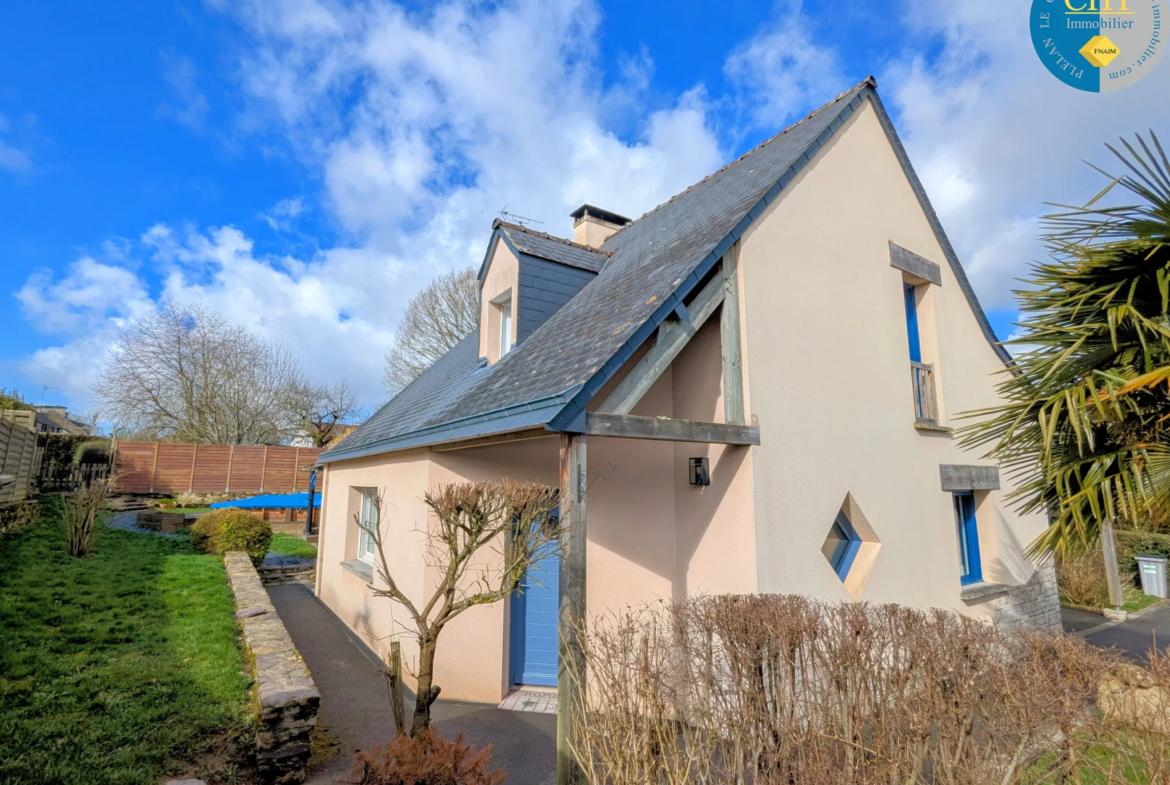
[[498, 205, 543, 227]]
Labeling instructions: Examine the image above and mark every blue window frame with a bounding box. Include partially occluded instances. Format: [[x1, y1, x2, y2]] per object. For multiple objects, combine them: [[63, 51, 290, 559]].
[[904, 283, 922, 362], [953, 492, 982, 585], [822, 511, 862, 580]]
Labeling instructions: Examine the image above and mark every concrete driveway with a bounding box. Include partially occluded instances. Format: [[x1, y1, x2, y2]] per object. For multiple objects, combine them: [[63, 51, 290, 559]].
[[1062, 601, 1170, 661], [267, 583, 555, 785]]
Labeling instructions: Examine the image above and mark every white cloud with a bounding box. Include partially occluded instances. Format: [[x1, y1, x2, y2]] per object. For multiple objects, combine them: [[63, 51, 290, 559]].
[[158, 53, 211, 132], [0, 112, 32, 173], [724, 0, 845, 131], [884, 0, 1170, 311], [261, 196, 305, 230]]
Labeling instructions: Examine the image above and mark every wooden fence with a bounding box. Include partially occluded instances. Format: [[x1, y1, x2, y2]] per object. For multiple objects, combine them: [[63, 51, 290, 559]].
[[113, 441, 323, 495], [0, 411, 42, 504]]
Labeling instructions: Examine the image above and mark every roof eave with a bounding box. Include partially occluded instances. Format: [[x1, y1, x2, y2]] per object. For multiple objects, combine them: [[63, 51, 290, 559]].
[[318, 388, 581, 465]]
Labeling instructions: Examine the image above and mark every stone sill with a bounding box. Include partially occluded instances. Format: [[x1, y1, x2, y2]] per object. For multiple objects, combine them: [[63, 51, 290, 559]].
[[914, 420, 953, 434], [960, 582, 1010, 601], [341, 559, 374, 584]]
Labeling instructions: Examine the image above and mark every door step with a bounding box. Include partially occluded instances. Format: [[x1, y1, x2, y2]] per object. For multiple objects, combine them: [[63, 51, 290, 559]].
[[498, 687, 557, 714]]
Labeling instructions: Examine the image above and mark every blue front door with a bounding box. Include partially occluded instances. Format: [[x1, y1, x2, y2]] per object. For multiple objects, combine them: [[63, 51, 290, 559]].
[[510, 548, 559, 687]]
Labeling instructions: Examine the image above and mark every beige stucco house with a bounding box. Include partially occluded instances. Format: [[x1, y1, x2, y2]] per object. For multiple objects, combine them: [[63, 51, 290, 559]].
[[312, 76, 1060, 706]]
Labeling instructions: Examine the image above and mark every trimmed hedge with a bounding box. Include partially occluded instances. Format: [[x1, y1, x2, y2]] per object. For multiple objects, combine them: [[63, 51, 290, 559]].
[[1115, 529, 1170, 587], [190, 509, 273, 567]]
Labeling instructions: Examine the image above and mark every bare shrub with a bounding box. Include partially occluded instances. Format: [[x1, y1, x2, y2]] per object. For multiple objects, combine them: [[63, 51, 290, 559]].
[[1057, 549, 1112, 608], [351, 729, 506, 785], [61, 476, 115, 557], [571, 596, 1170, 785]]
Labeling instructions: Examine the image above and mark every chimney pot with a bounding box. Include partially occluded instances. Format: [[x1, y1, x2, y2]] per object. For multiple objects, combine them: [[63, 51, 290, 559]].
[[570, 204, 630, 249]]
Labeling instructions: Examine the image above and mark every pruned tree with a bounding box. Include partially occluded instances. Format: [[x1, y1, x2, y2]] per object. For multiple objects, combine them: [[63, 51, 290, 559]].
[[287, 379, 361, 448], [361, 479, 560, 734], [94, 300, 306, 444], [383, 268, 480, 392]]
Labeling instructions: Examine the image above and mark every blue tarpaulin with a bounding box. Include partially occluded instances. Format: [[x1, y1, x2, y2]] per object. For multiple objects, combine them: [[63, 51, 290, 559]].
[[210, 492, 320, 510]]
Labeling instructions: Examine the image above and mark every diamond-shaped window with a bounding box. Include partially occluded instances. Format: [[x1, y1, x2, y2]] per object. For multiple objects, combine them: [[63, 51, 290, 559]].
[[820, 494, 881, 599]]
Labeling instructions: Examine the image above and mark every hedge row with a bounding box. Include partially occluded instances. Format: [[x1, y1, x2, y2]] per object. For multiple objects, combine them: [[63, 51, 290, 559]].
[[1115, 529, 1170, 587]]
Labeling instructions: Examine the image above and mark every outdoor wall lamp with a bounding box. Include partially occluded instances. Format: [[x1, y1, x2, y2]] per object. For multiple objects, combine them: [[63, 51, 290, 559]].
[[689, 457, 710, 486]]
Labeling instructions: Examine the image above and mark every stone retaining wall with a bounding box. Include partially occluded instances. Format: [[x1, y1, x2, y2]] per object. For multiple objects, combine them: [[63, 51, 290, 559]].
[[223, 551, 320, 784], [985, 561, 1063, 631]]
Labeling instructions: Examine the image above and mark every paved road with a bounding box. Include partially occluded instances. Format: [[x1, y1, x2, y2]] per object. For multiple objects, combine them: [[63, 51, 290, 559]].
[[267, 583, 555, 785], [1063, 601, 1170, 662]]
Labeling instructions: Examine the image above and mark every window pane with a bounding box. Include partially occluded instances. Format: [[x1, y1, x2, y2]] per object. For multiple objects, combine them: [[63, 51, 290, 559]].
[[500, 299, 512, 357], [822, 519, 848, 569]]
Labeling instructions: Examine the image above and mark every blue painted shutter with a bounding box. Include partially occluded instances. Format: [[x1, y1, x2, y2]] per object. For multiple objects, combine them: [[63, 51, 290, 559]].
[[904, 283, 922, 363]]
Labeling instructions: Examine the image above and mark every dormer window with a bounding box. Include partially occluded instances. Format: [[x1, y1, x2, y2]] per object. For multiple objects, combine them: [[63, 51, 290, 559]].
[[497, 294, 513, 358]]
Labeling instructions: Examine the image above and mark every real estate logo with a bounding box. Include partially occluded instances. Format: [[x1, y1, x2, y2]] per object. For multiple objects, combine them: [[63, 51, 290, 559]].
[[1030, 0, 1163, 91]]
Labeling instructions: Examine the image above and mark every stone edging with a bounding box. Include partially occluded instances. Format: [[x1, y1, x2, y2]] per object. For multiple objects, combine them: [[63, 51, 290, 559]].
[[223, 551, 320, 784]]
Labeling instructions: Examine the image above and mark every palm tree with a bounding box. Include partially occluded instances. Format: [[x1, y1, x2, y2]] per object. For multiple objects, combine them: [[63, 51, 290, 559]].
[[961, 132, 1170, 559]]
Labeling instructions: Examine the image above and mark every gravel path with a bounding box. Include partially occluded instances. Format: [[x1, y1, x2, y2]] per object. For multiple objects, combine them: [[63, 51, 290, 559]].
[[104, 511, 185, 539], [263, 553, 315, 568]]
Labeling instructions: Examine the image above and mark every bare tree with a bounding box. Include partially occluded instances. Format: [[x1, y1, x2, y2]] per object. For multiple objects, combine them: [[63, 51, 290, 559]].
[[362, 480, 560, 734], [287, 379, 361, 448], [95, 300, 305, 444], [383, 268, 479, 392]]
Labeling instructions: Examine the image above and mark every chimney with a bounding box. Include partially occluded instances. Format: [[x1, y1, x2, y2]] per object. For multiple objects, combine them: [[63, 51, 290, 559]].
[[570, 204, 631, 249]]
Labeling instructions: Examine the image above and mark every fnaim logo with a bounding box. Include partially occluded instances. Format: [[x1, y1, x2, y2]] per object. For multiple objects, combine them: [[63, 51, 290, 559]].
[[1030, 0, 1163, 91]]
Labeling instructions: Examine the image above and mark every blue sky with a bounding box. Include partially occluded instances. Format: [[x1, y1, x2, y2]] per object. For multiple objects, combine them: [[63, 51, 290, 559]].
[[2, 0, 1168, 417]]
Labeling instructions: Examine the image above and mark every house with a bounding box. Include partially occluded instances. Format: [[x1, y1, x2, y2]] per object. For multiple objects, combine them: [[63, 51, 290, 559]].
[[312, 77, 1060, 706], [33, 406, 92, 435]]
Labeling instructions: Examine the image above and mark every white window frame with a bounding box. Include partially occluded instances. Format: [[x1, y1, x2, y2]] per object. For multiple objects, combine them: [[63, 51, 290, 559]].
[[498, 295, 513, 357], [358, 489, 378, 564]]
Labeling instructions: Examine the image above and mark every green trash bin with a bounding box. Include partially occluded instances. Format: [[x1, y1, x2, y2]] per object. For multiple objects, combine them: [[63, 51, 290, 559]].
[[1135, 555, 1168, 599]]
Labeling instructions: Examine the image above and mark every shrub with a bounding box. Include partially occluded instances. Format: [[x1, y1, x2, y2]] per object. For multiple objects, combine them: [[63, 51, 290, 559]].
[[352, 729, 506, 785], [188, 513, 220, 553], [569, 595, 1170, 785], [1114, 529, 1170, 587], [1056, 549, 1111, 608], [218, 512, 272, 566], [72, 439, 110, 465], [191, 509, 272, 566]]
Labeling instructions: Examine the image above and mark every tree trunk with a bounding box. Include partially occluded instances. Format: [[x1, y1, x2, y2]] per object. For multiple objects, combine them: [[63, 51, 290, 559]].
[[411, 635, 442, 735]]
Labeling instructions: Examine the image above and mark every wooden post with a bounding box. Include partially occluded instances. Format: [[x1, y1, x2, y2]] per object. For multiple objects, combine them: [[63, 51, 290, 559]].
[[260, 444, 269, 493], [1101, 522, 1125, 608], [292, 447, 301, 491], [188, 443, 198, 493], [720, 244, 745, 426], [557, 433, 587, 785], [387, 641, 406, 736], [225, 445, 234, 493], [149, 442, 160, 494]]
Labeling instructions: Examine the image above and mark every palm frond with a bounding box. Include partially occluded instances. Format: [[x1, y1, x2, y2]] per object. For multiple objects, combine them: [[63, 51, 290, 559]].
[[961, 131, 1170, 554]]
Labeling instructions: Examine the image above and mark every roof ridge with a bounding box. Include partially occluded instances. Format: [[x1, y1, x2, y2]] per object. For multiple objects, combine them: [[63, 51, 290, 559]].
[[602, 75, 877, 245], [495, 219, 614, 257]]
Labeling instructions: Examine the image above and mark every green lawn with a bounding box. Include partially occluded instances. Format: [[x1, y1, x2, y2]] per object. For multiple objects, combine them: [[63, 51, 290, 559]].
[[269, 532, 317, 559], [0, 500, 251, 785]]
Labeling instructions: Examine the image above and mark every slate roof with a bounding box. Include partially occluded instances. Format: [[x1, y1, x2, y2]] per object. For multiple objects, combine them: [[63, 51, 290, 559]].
[[323, 76, 1005, 464], [496, 222, 610, 273]]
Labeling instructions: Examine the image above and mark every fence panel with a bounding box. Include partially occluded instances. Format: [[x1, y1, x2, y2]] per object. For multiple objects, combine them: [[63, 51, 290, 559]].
[[112, 441, 322, 495], [0, 412, 41, 503]]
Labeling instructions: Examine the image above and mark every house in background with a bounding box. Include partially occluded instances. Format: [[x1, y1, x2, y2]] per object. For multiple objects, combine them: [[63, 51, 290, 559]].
[[312, 76, 1060, 706], [33, 406, 92, 435]]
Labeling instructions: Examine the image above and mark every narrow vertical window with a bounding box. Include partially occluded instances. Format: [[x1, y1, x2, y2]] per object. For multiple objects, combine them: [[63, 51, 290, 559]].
[[358, 489, 377, 564], [904, 283, 922, 362], [499, 296, 512, 358], [952, 492, 982, 585]]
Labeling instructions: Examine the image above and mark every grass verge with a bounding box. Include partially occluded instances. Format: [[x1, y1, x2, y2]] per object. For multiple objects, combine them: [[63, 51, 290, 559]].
[[269, 532, 317, 559], [0, 499, 251, 785]]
